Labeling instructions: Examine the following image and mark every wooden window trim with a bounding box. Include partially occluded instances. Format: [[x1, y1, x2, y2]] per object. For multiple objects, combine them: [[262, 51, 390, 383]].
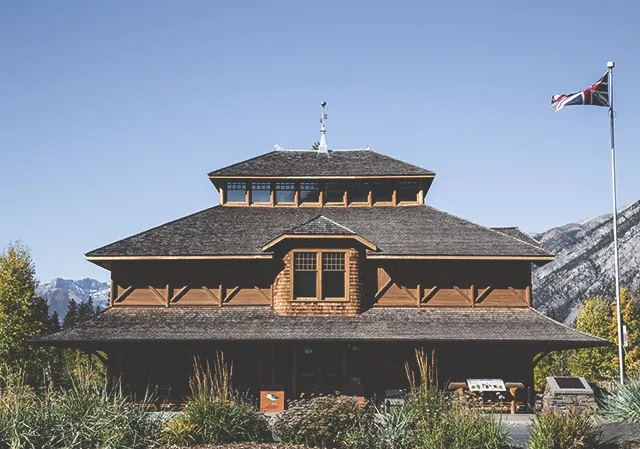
[[250, 182, 272, 206], [224, 181, 248, 205], [291, 249, 349, 302]]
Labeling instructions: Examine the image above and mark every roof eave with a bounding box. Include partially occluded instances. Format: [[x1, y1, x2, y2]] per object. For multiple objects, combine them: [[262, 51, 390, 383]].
[[262, 234, 378, 251]]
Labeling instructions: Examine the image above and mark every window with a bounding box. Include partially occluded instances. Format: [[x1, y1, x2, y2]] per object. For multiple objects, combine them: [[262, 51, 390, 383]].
[[322, 253, 345, 298], [293, 251, 347, 300], [299, 182, 320, 203], [226, 181, 246, 203], [372, 182, 394, 203], [396, 181, 419, 203], [275, 182, 296, 203], [348, 182, 370, 204], [251, 182, 271, 203], [323, 182, 345, 204]]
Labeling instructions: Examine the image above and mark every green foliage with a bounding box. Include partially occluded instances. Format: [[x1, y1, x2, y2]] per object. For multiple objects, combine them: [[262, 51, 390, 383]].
[[161, 353, 267, 445], [601, 377, 640, 423], [527, 409, 601, 449], [570, 296, 617, 381], [0, 368, 159, 449], [408, 390, 509, 449], [534, 350, 572, 391], [0, 242, 52, 383], [273, 394, 366, 448], [612, 288, 640, 377]]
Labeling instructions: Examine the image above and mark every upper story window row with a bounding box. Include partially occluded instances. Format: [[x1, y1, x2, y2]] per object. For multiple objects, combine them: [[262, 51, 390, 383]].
[[222, 180, 426, 207]]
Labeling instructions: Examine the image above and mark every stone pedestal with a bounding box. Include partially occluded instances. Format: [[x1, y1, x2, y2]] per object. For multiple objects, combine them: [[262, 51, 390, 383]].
[[542, 376, 597, 414]]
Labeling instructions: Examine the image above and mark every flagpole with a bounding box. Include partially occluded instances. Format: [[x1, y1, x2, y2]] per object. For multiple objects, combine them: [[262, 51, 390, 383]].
[[608, 61, 625, 384]]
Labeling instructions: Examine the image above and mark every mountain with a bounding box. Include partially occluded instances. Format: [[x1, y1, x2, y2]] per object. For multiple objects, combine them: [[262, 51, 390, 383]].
[[37, 278, 109, 319], [532, 200, 640, 323]]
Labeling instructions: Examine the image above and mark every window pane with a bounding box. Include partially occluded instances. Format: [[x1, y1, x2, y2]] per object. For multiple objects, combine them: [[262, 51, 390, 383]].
[[294, 252, 317, 299], [226, 182, 246, 203], [324, 182, 344, 203], [322, 253, 345, 298], [323, 272, 345, 298], [300, 182, 320, 203], [348, 182, 369, 203], [373, 182, 393, 203], [294, 272, 317, 298], [397, 181, 419, 203], [251, 182, 271, 203], [275, 182, 295, 203]]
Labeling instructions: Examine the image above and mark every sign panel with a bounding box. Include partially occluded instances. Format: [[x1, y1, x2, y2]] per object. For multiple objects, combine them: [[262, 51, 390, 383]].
[[467, 378, 506, 392], [260, 390, 285, 413]]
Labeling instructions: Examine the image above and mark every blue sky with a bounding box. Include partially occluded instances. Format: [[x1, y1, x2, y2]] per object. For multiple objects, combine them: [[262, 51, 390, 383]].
[[1, 0, 639, 283]]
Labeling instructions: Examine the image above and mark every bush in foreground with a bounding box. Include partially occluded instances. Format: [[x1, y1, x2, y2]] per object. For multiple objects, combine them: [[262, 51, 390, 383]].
[[601, 377, 640, 423], [528, 409, 601, 449]]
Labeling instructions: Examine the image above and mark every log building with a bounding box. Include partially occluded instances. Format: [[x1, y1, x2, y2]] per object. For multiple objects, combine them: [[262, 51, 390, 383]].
[[39, 141, 605, 406]]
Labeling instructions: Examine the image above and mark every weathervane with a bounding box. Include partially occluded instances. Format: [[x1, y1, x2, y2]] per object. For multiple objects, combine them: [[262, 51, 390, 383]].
[[318, 101, 328, 152]]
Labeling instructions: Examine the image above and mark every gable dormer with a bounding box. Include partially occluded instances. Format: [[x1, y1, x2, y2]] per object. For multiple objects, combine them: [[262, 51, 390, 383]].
[[208, 149, 435, 207]]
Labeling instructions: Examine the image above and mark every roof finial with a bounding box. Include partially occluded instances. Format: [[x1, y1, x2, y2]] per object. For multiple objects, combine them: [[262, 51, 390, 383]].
[[318, 101, 328, 152]]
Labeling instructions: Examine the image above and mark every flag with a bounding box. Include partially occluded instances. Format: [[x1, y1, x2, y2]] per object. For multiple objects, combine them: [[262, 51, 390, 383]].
[[551, 71, 610, 112]]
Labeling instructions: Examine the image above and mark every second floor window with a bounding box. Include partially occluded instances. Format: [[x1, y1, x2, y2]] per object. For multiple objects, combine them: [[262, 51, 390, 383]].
[[275, 182, 296, 203], [348, 182, 370, 203], [324, 182, 345, 203], [300, 182, 320, 203], [293, 251, 347, 300], [396, 181, 419, 203], [226, 182, 246, 203], [251, 182, 271, 203]]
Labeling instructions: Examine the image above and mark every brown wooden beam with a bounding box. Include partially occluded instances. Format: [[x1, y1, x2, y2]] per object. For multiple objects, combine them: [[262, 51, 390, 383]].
[[421, 286, 439, 304], [453, 286, 474, 305], [476, 286, 493, 304], [113, 285, 134, 304], [508, 287, 528, 305], [149, 285, 167, 306], [224, 286, 241, 303], [203, 286, 220, 303]]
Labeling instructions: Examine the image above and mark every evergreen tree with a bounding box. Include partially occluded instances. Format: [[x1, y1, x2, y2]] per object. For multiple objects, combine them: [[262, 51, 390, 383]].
[[77, 296, 95, 322], [49, 311, 61, 333], [64, 298, 78, 328]]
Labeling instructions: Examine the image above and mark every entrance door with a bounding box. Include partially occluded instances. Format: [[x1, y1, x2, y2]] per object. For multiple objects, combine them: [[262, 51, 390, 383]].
[[295, 344, 342, 395]]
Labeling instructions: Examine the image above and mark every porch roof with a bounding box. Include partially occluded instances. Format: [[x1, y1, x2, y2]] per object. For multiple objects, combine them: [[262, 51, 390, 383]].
[[36, 306, 607, 349]]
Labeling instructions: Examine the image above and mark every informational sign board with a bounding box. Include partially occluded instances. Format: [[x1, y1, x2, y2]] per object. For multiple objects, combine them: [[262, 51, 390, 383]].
[[260, 390, 285, 413], [467, 378, 506, 392]]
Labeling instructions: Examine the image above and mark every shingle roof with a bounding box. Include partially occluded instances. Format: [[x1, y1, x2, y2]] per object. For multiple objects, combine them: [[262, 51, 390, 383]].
[[289, 216, 356, 235], [85, 206, 554, 259], [492, 227, 541, 247], [208, 150, 435, 177], [35, 306, 606, 348]]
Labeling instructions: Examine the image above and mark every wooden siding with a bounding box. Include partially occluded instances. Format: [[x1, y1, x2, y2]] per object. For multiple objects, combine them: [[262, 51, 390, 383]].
[[373, 260, 531, 308]]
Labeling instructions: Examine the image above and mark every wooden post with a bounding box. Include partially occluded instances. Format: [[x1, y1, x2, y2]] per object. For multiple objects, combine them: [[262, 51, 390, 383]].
[[218, 285, 223, 307], [509, 386, 518, 415], [526, 285, 531, 306], [470, 284, 476, 307], [166, 283, 171, 307], [219, 186, 225, 205], [109, 279, 115, 307], [417, 283, 421, 308], [342, 345, 348, 392], [367, 190, 373, 207]]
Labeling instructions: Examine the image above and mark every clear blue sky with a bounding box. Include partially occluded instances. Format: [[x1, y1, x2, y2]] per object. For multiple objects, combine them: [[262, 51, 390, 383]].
[[1, 0, 639, 283]]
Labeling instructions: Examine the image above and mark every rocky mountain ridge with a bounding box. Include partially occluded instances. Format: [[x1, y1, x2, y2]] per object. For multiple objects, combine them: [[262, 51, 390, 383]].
[[37, 278, 109, 319], [532, 199, 640, 323]]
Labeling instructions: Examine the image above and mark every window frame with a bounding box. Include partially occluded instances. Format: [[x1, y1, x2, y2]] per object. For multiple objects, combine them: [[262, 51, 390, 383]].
[[291, 249, 349, 302], [395, 181, 420, 205], [250, 181, 272, 204], [225, 181, 248, 204], [275, 181, 297, 205]]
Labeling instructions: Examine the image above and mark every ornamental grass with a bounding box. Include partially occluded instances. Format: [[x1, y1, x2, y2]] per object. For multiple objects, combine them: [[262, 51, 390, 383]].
[[527, 409, 602, 449]]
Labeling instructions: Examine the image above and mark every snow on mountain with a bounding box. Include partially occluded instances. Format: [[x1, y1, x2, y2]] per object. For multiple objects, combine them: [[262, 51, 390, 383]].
[[37, 278, 109, 319], [532, 200, 640, 323]]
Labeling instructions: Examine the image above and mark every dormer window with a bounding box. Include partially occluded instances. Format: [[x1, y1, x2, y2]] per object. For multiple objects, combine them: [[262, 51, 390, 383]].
[[293, 250, 347, 301], [226, 181, 246, 203], [251, 182, 271, 203], [348, 182, 370, 204], [275, 182, 296, 203]]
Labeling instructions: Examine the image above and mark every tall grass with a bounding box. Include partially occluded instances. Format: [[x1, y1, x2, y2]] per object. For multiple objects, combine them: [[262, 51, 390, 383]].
[[160, 352, 267, 445], [528, 409, 601, 449], [0, 367, 159, 449]]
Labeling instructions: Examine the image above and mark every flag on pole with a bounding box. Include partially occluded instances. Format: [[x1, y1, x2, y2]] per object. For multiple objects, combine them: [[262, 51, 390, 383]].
[[551, 72, 610, 112]]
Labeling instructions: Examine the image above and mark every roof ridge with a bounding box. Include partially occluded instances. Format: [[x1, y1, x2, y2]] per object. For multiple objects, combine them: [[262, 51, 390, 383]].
[[85, 206, 222, 257], [208, 151, 277, 176], [317, 215, 357, 234], [424, 205, 554, 256]]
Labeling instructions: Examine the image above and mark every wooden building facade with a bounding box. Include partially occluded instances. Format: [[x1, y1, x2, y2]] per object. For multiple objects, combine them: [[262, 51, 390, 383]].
[[38, 148, 606, 405]]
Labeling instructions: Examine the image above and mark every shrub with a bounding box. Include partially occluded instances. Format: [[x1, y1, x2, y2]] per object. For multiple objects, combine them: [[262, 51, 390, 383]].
[[160, 353, 267, 445], [372, 404, 415, 449], [528, 409, 601, 449], [273, 394, 366, 448], [601, 377, 640, 423]]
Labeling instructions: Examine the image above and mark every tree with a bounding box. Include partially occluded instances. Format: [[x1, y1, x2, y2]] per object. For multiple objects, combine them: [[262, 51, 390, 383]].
[[0, 242, 51, 380], [569, 296, 617, 381], [610, 288, 640, 378], [63, 298, 78, 328]]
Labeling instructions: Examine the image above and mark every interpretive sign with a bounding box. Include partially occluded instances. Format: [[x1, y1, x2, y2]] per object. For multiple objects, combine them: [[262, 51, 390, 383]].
[[260, 390, 285, 413], [467, 378, 506, 392]]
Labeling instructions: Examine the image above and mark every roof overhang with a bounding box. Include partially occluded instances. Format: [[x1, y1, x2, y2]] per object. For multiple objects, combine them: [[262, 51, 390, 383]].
[[86, 254, 273, 269], [366, 254, 555, 263], [262, 234, 378, 251]]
